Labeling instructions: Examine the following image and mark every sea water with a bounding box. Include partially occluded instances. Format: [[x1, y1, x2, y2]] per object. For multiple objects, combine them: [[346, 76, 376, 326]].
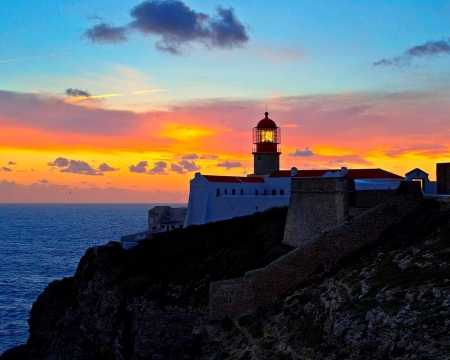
[[0, 203, 183, 354]]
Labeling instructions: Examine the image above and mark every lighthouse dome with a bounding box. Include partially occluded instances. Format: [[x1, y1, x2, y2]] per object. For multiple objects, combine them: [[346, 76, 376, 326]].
[[256, 112, 277, 128]]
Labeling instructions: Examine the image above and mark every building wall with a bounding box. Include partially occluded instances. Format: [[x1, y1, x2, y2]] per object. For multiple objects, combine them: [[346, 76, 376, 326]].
[[437, 163, 450, 195], [184, 174, 291, 227], [253, 153, 280, 175], [148, 206, 186, 230]]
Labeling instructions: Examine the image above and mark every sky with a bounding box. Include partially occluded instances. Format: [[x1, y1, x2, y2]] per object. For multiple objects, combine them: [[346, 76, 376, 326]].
[[1, 0, 450, 203]]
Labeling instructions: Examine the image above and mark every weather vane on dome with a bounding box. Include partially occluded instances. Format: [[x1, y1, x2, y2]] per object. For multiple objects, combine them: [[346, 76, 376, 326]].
[[265, 102, 268, 113]]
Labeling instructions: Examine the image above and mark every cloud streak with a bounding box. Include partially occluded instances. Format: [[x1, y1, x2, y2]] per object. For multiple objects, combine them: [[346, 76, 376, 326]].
[[0, 90, 138, 135], [0, 180, 187, 203], [373, 39, 450, 67], [83, 0, 249, 55]]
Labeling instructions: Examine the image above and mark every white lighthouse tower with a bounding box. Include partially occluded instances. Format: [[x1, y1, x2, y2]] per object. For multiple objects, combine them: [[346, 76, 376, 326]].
[[251, 112, 281, 176]]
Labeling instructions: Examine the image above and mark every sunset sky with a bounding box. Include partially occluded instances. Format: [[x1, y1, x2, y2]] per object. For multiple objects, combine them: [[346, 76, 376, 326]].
[[2, 0, 450, 203]]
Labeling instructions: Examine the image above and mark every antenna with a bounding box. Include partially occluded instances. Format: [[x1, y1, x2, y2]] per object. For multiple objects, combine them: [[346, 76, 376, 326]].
[[265, 102, 268, 112]]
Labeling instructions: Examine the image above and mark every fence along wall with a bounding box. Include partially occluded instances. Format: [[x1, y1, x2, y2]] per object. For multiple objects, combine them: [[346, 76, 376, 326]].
[[209, 180, 422, 320]]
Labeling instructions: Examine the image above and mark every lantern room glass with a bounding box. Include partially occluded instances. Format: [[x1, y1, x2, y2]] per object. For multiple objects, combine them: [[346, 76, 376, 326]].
[[253, 127, 280, 144]]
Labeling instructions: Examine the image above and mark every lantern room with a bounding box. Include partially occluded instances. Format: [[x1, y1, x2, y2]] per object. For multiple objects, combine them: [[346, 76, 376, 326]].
[[253, 112, 280, 153]]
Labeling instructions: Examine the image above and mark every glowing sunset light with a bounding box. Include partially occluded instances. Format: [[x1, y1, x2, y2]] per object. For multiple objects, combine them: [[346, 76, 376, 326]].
[[64, 94, 125, 103], [2, 1, 450, 202]]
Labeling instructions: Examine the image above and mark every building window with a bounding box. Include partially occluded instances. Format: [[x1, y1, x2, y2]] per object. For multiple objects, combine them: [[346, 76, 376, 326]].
[[255, 189, 258, 195], [280, 189, 285, 195], [258, 156, 261, 160], [216, 189, 220, 196], [272, 189, 276, 195], [224, 189, 228, 195], [240, 189, 243, 195], [264, 189, 268, 195], [232, 189, 236, 195]]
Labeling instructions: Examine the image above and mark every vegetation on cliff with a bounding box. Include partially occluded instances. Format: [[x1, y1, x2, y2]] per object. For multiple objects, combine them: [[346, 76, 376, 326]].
[[3, 201, 450, 359]]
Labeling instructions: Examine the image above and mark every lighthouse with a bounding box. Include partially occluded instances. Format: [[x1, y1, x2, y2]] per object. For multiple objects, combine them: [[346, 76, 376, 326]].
[[251, 112, 281, 175]]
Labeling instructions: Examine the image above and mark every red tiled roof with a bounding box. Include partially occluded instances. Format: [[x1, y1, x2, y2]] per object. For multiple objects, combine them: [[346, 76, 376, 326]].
[[343, 169, 404, 180], [202, 175, 241, 183], [238, 176, 265, 183]]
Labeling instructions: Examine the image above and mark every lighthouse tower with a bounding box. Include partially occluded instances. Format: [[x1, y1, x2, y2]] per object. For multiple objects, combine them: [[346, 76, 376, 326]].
[[251, 112, 281, 175]]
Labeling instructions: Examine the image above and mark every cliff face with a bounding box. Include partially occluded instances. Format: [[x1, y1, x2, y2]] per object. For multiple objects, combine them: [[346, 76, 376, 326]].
[[4, 202, 450, 359], [204, 202, 450, 359], [23, 207, 291, 359]]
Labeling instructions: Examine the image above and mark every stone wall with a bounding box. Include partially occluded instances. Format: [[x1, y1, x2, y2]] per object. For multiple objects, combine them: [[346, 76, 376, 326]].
[[209, 183, 422, 320], [351, 189, 397, 208], [437, 163, 450, 195], [283, 177, 353, 248]]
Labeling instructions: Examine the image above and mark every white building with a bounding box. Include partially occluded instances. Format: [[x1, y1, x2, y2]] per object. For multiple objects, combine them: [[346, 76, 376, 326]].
[[184, 112, 404, 227]]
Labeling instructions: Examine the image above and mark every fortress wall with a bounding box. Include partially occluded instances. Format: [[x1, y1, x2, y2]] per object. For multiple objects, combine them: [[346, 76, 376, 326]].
[[351, 189, 397, 208], [283, 177, 352, 248], [209, 182, 422, 320]]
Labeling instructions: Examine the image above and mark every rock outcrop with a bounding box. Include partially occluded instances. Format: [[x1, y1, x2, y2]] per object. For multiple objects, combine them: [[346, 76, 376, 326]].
[[2, 201, 450, 359]]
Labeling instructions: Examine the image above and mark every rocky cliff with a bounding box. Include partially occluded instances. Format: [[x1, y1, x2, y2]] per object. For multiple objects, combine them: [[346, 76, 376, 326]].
[[2, 201, 450, 359]]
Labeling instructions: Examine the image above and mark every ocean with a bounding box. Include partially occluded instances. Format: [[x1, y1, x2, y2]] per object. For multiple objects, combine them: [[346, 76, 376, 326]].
[[0, 203, 184, 354]]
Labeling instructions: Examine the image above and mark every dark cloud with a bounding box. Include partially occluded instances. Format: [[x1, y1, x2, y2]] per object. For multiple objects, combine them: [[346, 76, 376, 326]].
[[65, 88, 91, 97], [83, 23, 128, 43], [98, 163, 118, 172], [47, 157, 104, 176], [8, 161, 16, 165], [289, 147, 314, 157], [179, 160, 200, 172], [217, 160, 242, 170], [60, 160, 103, 176], [149, 161, 168, 175], [170, 163, 185, 174], [84, 0, 249, 54], [208, 6, 249, 48], [181, 153, 199, 159], [48, 157, 70, 167], [39, 179, 49, 184], [129, 161, 148, 173], [407, 40, 450, 57], [171, 160, 201, 174], [373, 39, 450, 67], [2, 167, 12, 172]]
